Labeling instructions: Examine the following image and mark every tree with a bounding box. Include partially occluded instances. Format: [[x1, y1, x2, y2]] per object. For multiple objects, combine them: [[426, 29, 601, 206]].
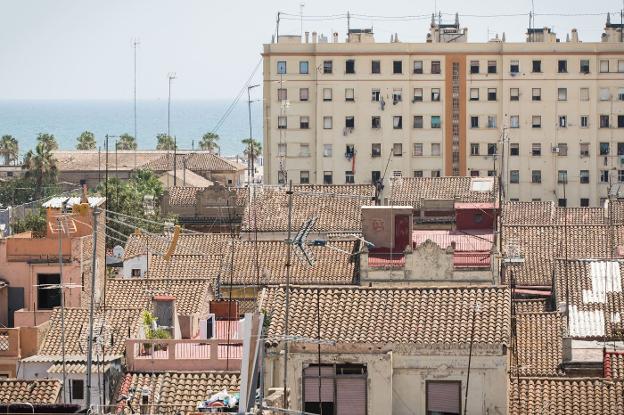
[[22, 142, 58, 198], [36, 133, 58, 151], [116, 133, 137, 150], [11, 210, 47, 235], [0, 135, 19, 165], [199, 132, 220, 153], [75, 131, 96, 150], [241, 138, 262, 164], [156, 133, 176, 150]]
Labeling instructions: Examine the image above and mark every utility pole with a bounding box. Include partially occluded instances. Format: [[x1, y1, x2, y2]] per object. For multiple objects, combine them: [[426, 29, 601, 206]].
[[133, 39, 140, 169], [247, 84, 260, 185], [168, 73, 177, 185], [104, 135, 109, 249], [300, 3, 305, 37], [85, 206, 100, 410], [282, 180, 293, 409], [57, 215, 67, 404]]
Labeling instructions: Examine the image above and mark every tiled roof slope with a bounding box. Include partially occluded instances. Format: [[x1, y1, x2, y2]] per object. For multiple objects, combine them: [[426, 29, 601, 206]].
[[124, 233, 230, 258], [514, 313, 564, 376], [223, 240, 356, 285], [514, 299, 548, 313], [502, 202, 613, 225], [147, 255, 221, 279], [509, 377, 624, 415], [52, 150, 166, 172], [0, 379, 61, 404], [105, 278, 212, 316], [605, 352, 624, 380], [142, 152, 238, 173], [260, 286, 510, 345], [241, 185, 376, 232], [389, 177, 498, 208], [166, 186, 200, 206], [117, 372, 240, 414], [39, 308, 141, 356]]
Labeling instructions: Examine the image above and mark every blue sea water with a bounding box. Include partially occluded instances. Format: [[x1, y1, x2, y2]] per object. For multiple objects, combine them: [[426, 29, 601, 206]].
[[0, 99, 263, 157]]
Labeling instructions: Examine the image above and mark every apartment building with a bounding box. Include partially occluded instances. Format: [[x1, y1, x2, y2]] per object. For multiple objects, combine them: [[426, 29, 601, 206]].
[[262, 14, 624, 206]]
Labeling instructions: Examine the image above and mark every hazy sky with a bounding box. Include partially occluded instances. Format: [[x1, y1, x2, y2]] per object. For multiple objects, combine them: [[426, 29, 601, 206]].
[[0, 0, 620, 100]]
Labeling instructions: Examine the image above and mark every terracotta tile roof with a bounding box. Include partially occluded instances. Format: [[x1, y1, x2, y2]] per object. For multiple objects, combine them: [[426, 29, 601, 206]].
[[0, 379, 61, 404], [605, 352, 624, 380], [508, 377, 624, 415], [514, 299, 548, 313], [165, 186, 201, 206], [514, 313, 564, 376], [116, 371, 240, 414], [48, 361, 112, 374], [222, 240, 356, 286], [389, 177, 498, 209], [146, 255, 221, 279], [52, 150, 167, 172], [241, 185, 376, 232], [159, 170, 213, 188], [105, 278, 212, 316], [142, 152, 239, 173], [260, 285, 510, 345], [124, 233, 230, 258], [502, 202, 612, 225], [38, 307, 141, 357]]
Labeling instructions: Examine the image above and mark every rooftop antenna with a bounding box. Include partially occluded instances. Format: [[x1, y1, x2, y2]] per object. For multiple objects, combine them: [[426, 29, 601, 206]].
[[132, 38, 140, 169], [347, 10, 351, 33], [300, 3, 305, 37]]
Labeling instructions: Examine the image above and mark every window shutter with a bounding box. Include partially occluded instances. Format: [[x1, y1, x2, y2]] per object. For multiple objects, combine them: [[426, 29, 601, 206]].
[[336, 377, 367, 415], [303, 366, 334, 403], [427, 381, 460, 414]]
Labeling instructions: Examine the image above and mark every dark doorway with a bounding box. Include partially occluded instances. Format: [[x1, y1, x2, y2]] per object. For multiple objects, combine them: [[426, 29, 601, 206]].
[[8, 287, 24, 327], [37, 274, 61, 310], [394, 214, 411, 252]]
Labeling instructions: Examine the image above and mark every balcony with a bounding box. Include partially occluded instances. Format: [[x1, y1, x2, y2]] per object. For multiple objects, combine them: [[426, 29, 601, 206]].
[[0, 328, 20, 358]]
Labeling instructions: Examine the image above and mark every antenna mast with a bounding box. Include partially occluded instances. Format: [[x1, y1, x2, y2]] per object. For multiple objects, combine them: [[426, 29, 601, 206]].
[[133, 38, 140, 169], [282, 181, 293, 409]]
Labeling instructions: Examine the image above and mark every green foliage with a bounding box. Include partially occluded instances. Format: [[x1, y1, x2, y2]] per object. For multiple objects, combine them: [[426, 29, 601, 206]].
[[141, 310, 171, 340], [0, 135, 19, 165], [76, 131, 97, 150], [199, 132, 220, 153], [36, 133, 58, 151], [156, 133, 176, 150], [11, 210, 47, 235], [0, 176, 61, 209], [22, 142, 58, 199], [241, 138, 262, 163], [116, 133, 137, 150]]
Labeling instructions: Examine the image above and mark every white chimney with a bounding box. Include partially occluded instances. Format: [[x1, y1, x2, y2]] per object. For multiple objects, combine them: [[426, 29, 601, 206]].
[[571, 28, 579, 43], [312, 31, 317, 43], [333, 32, 339, 43], [305, 31, 309, 43]]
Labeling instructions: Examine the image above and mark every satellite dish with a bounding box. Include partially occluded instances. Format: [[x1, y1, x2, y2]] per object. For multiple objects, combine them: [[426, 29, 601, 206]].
[[112, 245, 125, 259]]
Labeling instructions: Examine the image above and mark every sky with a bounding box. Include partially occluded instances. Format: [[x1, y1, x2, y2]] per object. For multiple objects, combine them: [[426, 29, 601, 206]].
[[0, 0, 621, 101]]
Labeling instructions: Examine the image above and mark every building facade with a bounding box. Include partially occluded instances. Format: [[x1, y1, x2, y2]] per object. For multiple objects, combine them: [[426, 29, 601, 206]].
[[262, 16, 624, 207]]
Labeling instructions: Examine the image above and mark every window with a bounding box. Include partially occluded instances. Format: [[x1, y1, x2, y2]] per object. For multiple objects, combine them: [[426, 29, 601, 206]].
[[469, 88, 479, 101], [393, 116, 403, 129], [277, 61, 287, 74], [345, 171, 354, 184], [487, 143, 497, 156], [558, 170, 568, 184], [372, 171, 381, 183], [71, 379, 85, 401], [558, 143, 568, 156], [323, 88, 332, 101], [413, 143, 423, 156], [431, 60, 441, 74], [37, 274, 61, 310], [510, 88, 519, 101], [300, 171, 310, 184], [510, 143, 519, 156], [371, 89, 380, 102], [431, 116, 441, 128], [532, 170, 542, 183], [532, 143, 541, 156], [559, 115, 567, 128], [619, 60, 624, 73], [558, 88, 567, 101], [581, 116, 589, 128], [131, 268, 141, 277], [488, 60, 497, 74], [277, 88, 287, 101], [558, 60, 567, 73], [278, 116, 287, 129], [487, 88, 497, 101], [413, 88, 423, 102], [345, 116, 355, 129], [510, 170, 520, 183], [618, 88, 624, 101], [413, 60, 423, 74], [300, 88, 309, 101], [371, 143, 381, 157], [600, 115, 610, 128], [618, 142, 624, 156], [580, 87, 589, 101], [413, 116, 424, 128], [601, 170, 609, 183], [426, 381, 461, 415], [487, 116, 497, 129], [299, 61, 309, 74], [431, 88, 441, 102], [510, 115, 519, 128], [393, 60, 402, 74], [532, 60, 541, 73], [323, 144, 332, 157], [580, 59, 590, 74], [371, 116, 381, 129], [532, 116, 541, 128], [392, 89, 402, 103], [345, 88, 355, 102], [300, 116, 309, 129], [299, 144, 310, 157], [558, 198, 567, 207], [323, 171, 333, 184], [600, 59, 609, 73], [393, 143, 403, 156], [277, 143, 287, 156], [323, 60, 333, 74], [580, 198, 590, 207], [431, 170, 441, 177], [470, 116, 479, 128], [431, 143, 441, 156], [620, 170, 624, 183], [600, 142, 610, 155], [619, 115, 624, 128], [580, 143, 590, 157], [371, 60, 381, 74], [413, 170, 423, 177], [345, 59, 355, 74], [470, 170, 480, 177], [600, 88, 610, 101], [580, 170, 590, 184], [323, 116, 332, 129], [487, 170, 497, 177], [470, 60, 479, 74], [532, 88, 541, 101], [470, 143, 480, 155], [510, 60, 520, 73]]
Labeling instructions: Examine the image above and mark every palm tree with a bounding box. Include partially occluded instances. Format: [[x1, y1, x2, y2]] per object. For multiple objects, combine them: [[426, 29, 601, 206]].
[[199, 132, 220, 153], [37, 133, 58, 151], [0, 135, 19, 165], [116, 133, 137, 150], [75, 131, 96, 150], [23, 142, 58, 198], [156, 133, 176, 150], [242, 138, 262, 164]]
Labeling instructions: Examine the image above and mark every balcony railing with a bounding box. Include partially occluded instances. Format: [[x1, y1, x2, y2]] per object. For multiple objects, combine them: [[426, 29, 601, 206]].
[[0, 328, 21, 358]]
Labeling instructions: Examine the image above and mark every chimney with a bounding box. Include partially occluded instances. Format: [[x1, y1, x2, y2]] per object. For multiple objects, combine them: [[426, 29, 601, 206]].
[[333, 32, 339, 43], [304, 31, 309, 43], [312, 31, 317, 43], [571, 28, 579, 42], [80, 184, 89, 204]]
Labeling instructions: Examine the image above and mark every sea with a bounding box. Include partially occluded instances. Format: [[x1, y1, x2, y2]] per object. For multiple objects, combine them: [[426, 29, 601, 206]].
[[0, 99, 263, 157]]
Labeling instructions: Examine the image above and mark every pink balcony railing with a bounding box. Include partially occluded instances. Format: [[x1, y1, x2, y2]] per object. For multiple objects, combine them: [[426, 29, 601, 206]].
[[0, 328, 21, 358]]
